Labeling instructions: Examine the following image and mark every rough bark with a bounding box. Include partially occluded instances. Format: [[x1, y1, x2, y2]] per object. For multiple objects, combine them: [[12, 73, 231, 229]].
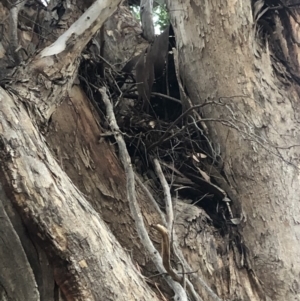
[[1, 1, 299, 301], [0, 86, 162, 301], [166, 0, 300, 300], [0, 1, 162, 300]]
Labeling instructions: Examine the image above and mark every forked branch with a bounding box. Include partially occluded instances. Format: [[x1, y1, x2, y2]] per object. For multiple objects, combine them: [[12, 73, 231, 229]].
[[100, 87, 189, 301]]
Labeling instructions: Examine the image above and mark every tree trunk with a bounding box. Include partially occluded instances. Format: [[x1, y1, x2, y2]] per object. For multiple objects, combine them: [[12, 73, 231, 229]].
[[167, 1, 300, 300], [0, 1, 299, 301]]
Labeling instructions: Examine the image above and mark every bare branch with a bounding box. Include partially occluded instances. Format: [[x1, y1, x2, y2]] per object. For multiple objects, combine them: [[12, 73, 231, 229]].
[[152, 92, 182, 104], [140, 0, 155, 42], [152, 163, 223, 301], [100, 86, 188, 301], [135, 174, 167, 226], [41, 0, 120, 58], [9, 0, 27, 64], [10, 0, 122, 124], [153, 158, 173, 233]]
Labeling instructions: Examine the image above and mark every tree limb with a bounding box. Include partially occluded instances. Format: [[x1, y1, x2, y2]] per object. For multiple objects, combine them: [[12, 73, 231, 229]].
[[0, 86, 159, 301], [9, 0, 27, 64], [10, 0, 122, 124], [153, 158, 173, 233], [100, 86, 188, 301], [140, 0, 155, 42]]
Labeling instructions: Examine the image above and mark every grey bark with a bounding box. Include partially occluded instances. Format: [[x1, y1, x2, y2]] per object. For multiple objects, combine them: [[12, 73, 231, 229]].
[[1, 1, 299, 301], [166, 0, 300, 300], [0, 1, 162, 300], [0, 185, 39, 301], [140, 0, 155, 42]]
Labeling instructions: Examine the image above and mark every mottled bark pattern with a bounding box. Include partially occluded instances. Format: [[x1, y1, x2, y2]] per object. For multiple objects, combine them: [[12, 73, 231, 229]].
[[1, 1, 299, 301], [166, 0, 300, 300]]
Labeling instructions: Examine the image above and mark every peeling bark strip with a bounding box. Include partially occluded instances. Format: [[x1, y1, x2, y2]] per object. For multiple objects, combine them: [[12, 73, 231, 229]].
[[41, 0, 120, 57], [140, 0, 155, 42], [135, 26, 170, 111]]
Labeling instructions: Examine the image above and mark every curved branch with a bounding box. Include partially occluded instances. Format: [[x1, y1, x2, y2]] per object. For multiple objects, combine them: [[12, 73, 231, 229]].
[[153, 158, 173, 233]]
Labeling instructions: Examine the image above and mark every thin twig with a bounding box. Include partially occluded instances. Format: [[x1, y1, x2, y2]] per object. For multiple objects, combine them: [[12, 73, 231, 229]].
[[148, 102, 218, 151], [152, 92, 182, 104], [153, 159, 221, 301], [153, 158, 174, 234], [135, 174, 167, 226]]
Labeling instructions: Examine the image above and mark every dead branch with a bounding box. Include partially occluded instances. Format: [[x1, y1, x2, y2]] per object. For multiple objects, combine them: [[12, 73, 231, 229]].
[[152, 164, 223, 301], [148, 102, 219, 151], [151, 92, 182, 104], [140, 0, 155, 42], [100, 86, 188, 301], [135, 174, 167, 226], [153, 159, 173, 233], [9, 0, 27, 64], [10, 0, 122, 124]]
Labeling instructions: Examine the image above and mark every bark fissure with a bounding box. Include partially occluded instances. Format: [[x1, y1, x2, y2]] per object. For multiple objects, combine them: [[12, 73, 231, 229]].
[[0, 87, 159, 300], [1, 1, 300, 300], [166, 0, 300, 300]]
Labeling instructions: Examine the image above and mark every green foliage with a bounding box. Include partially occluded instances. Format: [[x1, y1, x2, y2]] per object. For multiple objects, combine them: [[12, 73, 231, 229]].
[[153, 4, 169, 32], [130, 5, 140, 21], [129, 4, 169, 34]]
